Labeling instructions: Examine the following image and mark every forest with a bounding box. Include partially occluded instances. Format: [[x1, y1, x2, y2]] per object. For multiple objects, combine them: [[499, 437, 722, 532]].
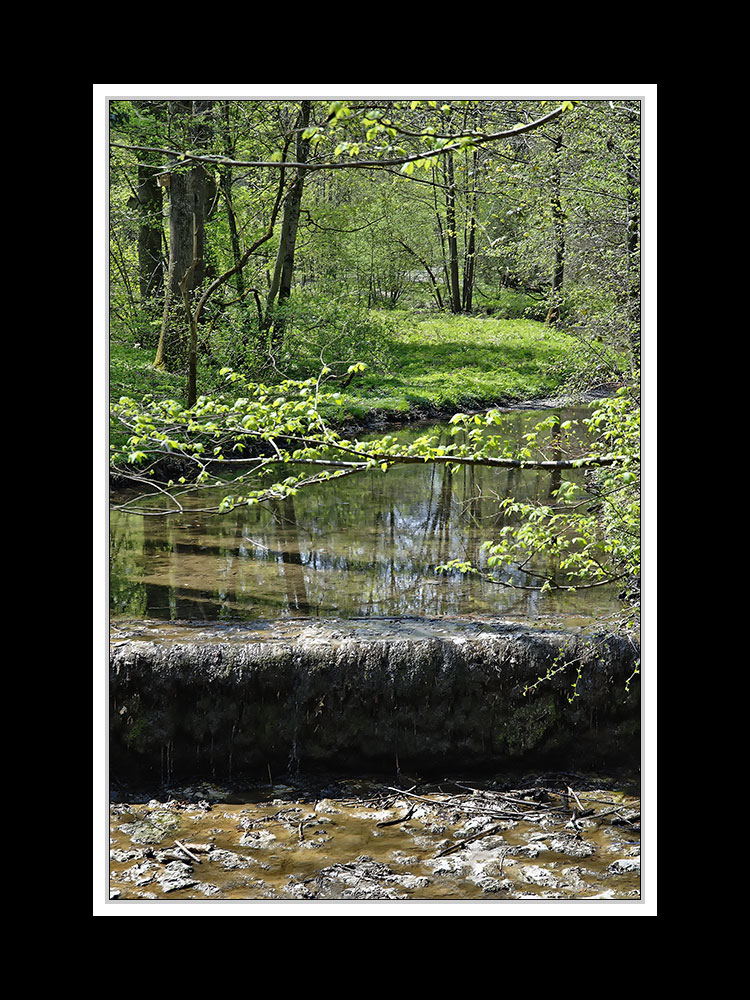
[[103, 90, 649, 910]]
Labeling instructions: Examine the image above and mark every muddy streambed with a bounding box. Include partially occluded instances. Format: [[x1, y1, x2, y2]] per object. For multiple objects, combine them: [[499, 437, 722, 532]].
[[109, 772, 640, 902]]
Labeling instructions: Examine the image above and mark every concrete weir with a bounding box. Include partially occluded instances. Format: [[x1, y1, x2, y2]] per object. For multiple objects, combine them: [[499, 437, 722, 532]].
[[109, 619, 640, 781]]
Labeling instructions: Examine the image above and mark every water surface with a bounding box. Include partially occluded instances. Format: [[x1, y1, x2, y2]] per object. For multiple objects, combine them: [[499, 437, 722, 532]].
[[110, 405, 622, 627]]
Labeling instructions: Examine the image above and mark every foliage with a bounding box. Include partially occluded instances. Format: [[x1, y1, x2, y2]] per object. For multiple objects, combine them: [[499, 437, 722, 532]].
[[263, 292, 398, 378], [436, 381, 640, 627]]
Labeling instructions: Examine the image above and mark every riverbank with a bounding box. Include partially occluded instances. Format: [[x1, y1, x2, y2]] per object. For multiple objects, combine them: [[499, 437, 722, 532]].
[[110, 313, 626, 450], [325, 315, 624, 427]]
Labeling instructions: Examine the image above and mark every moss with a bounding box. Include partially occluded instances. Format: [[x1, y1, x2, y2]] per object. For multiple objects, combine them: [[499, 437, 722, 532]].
[[502, 691, 561, 755], [123, 715, 149, 749]]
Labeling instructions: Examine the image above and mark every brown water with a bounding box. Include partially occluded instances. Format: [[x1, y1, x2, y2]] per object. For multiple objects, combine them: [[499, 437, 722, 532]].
[[109, 774, 641, 903], [109, 405, 623, 627]]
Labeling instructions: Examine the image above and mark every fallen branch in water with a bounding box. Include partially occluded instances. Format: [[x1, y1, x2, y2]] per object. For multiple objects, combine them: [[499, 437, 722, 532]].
[[434, 823, 506, 858], [174, 840, 202, 864], [376, 804, 416, 827]]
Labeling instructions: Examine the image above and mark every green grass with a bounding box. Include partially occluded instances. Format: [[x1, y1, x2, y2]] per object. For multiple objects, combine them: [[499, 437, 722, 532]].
[[109, 312, 620, 447], [329, 314, 606, 422]]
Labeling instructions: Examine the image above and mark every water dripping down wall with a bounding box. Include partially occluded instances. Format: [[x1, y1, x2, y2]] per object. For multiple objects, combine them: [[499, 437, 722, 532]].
[[110, 618, 640, 781]]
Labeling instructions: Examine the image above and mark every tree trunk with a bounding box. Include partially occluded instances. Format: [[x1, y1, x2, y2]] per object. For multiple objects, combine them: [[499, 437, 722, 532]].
[[154, 101, 216, 373], [219, 101, 245, 297], [132, 165, 164, 306], [395, 237, 443, 310], [432, 165, 451, 310], [462, 150, 478, 313], [443, 152, 462, 313], [129, 101, 166, 329], [545, 133, 565, 326], [265, 100, 312, 354], [625, 157, 640, 365]]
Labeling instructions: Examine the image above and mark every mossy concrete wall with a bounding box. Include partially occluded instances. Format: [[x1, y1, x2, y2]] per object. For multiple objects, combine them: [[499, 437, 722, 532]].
[[109, 621, 640, 781]]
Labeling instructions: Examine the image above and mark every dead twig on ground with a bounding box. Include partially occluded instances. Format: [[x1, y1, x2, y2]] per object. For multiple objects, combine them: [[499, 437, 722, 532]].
[[174, 840, 202, 864]]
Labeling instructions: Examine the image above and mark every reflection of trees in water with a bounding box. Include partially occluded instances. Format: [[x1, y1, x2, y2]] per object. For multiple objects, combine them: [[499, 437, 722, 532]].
[[109, 518, 148, 617], [547, 409, 563, 501], [427, 464, 454, 568], [109, 407, 613, 622], [271, 494, 310, 612]]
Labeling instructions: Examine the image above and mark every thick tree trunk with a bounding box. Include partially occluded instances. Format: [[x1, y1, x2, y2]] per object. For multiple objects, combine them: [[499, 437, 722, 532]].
[[154, 101, 216, 373], [132, 165, 164, 306]]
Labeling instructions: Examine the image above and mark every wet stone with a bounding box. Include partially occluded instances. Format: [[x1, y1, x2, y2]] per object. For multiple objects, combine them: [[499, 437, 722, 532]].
[[238, 829, 277, 848], [117, 860, 160, 886], [209, 848, 256, 870], [289, 857, 424, 900], [110, 848, 142, 863], [119, 810, 180, 844], [607, 857, 640, 875], [157, 861, 199, 893], [547, 834, 597, 858]]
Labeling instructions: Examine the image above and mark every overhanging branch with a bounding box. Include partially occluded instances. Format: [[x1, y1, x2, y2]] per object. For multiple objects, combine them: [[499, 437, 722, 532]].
[[110, 105, 565, 175]]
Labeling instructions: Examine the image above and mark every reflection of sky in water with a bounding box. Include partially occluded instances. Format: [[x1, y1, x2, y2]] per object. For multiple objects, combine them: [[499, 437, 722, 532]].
[[110, 406, 623, 624]]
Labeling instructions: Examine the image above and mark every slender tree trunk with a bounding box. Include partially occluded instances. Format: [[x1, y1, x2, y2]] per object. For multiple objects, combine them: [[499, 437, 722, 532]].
[[219, 101, 244, 296], [181, 216, 200, 408], [545, 133, 565, 326], [462, 150, 478, 312], [625, 156, 641, 365], [395, 237, 443, 309], [443, 152, 462, 313], [130, 101, 166, 331], [432, 165, 451, 309], [265, 100, 311, 354], [154, 238, 176, 371]]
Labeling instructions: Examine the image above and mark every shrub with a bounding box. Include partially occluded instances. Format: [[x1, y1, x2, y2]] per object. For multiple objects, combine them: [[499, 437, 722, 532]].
[[266, 292, 397, 379]]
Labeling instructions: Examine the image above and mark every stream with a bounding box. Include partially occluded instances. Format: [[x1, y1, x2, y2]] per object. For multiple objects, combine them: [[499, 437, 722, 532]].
[[109, 403, 624, 628], [107, 401, 642, 907]]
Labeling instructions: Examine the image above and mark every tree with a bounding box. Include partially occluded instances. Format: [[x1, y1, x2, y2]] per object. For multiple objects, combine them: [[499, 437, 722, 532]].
[[112, 99, 570, 325], [544, 129, 566, 325], [262, 100, 312, 353], [153, 100, 218, 373]]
